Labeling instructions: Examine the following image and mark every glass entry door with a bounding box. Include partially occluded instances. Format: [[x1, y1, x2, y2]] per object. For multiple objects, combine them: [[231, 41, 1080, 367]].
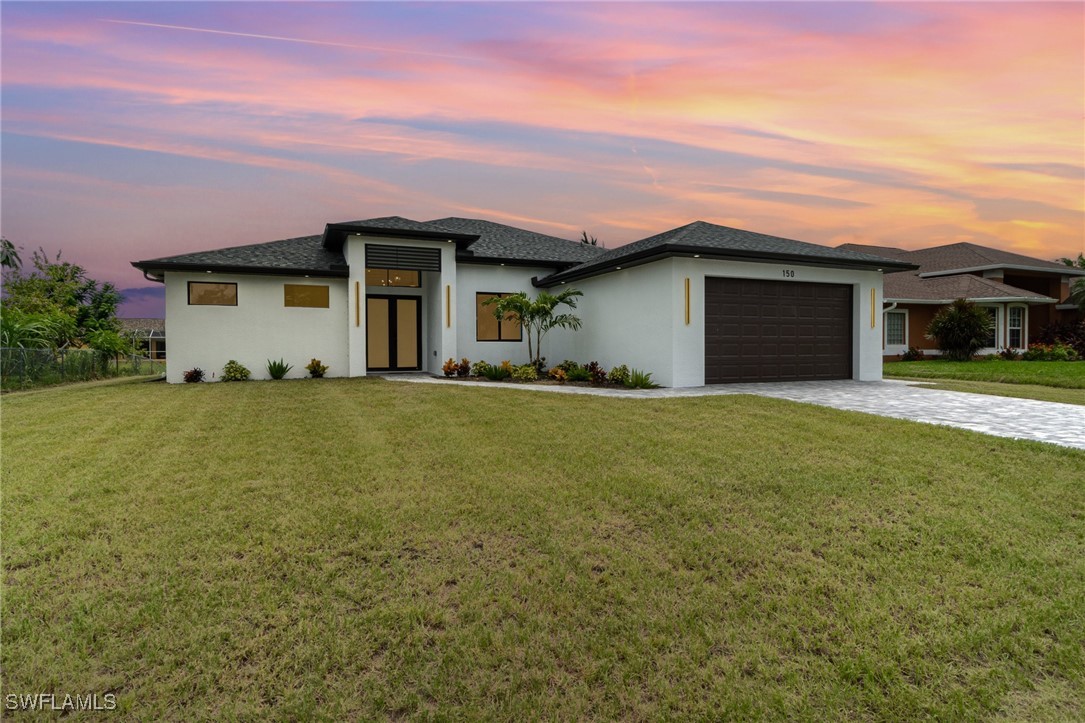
[[366, 296, 421, 371]]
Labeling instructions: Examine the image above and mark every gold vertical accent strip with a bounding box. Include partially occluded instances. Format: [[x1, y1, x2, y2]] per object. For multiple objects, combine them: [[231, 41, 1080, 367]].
[[870, 288, 876, 328], [684, 277, 691, 325], [355, 281, 360, 327], [445, 284, 451, 328]]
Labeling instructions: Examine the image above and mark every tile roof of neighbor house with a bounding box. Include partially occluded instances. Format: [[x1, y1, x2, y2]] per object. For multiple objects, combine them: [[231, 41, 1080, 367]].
[[118, 318, 165, 337], [837, 242, 1078, 302], [537, 220, 915, 285]]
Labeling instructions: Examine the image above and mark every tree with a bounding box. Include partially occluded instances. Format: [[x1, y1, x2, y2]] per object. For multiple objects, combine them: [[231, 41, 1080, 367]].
[[1057, 253, 1085, 269], [1, 248, 122, 346], [926, 298, 994, 361], [1, 238, 21, 270], [484, 288, 584, 369], [580, 231, 601, 247]]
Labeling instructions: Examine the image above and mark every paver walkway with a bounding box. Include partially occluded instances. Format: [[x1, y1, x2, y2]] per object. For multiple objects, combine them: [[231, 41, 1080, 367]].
[[388, 376, 1085, 450]]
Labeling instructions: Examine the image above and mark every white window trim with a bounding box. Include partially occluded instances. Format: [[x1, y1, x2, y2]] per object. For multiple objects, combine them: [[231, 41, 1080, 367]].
[[884, 309, 908, 353], [1007, 304, 1027, 349]]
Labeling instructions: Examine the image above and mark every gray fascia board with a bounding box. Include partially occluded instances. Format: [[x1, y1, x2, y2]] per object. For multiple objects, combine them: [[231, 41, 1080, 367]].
[[131, 260, 348, 279], [535, 245, 916, 287]]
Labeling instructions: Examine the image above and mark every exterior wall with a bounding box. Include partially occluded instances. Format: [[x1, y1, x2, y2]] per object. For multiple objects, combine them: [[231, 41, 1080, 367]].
[[886, 301, 1036, 357], [163, 272, 349, 383], [344, 235, 458, 376], [454, 263, 573, 368], [572, 262, 676, 385], [571, 257, 883, 387]]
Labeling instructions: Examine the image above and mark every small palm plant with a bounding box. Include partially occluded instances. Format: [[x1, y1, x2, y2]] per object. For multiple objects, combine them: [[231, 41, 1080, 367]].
[[484, 288, 584, 369], [926, 298, 993, 361]]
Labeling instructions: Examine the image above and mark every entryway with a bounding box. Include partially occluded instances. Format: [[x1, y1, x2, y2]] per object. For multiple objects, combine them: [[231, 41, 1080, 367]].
[[366, 295, 422, 371]]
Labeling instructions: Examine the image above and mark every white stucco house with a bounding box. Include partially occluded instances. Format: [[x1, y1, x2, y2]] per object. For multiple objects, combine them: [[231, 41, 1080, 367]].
[[132, 216, 915, 387]]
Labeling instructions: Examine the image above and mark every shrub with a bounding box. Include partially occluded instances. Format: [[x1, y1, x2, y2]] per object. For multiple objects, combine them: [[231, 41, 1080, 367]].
[[585, 361, 607, 385], [566, 366, 592, 382], [470, 361, 491, 377], [997, 347, 1021, 361], [442, 358, 458, 377], [306, 358, 329, 378], [511, 364, 538, 382], [183, 367, 204, 383], [482, 362, 511, 381], [900, 346, 925, 362], [457, 358, 471, 377], [624, 368, 658, 389], [607, 364, 630, 385], [555, 359, 581, 373], [1036, 320, 1085, 359], [266, 358, 293, 380], [926, 299, 993, 361], [530, 356, 548, 375], [222, 360, 251, 381], [548, 367, 567, 383], [1022, 343, 1079, 362]]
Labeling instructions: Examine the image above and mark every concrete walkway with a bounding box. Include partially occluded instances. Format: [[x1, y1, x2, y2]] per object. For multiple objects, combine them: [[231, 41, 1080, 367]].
[[388, 376, 1085, 450]]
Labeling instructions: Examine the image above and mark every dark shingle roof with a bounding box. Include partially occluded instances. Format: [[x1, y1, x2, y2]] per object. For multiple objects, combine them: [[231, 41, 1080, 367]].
[[429, 217, 605, 265], [134, 235, 345, 276], [839, 241, 1085, 276], [538, 221, 913, 285]]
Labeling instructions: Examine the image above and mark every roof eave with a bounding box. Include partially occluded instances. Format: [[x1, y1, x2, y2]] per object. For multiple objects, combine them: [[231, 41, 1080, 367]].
[[131, 260, 348, 279], [321, 223, 479, 252], [535, 245, 917, 287], [886, 296, 1057, 304], [455, 253, 579, 270], [918, 264, 1085, 278]]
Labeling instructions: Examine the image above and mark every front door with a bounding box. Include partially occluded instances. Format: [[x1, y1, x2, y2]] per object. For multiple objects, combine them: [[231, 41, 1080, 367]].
[[367, 296, 421, 371]]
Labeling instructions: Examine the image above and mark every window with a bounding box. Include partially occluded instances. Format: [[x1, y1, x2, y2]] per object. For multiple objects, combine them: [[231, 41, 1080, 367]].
[[476, 293, 522, 341], [284, 284, 330, 308], [885, 311, 906, 346], [1008, 306, 1024, 348], [188, 281, 237, 306], [982, 307, 998, 348], [365, 268, 420, 288]]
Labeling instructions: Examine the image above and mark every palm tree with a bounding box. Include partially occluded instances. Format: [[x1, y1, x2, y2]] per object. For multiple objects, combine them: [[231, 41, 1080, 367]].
[[484, 288, 584, 368]]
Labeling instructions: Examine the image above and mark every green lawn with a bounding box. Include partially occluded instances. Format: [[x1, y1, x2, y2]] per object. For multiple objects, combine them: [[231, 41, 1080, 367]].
[[3, 379, 1084, 719], [885, 360, 1085, 389], [901, 379, 1085, 406]]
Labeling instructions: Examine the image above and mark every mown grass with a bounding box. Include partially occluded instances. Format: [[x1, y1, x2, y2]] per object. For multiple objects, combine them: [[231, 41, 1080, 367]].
[[3, 379, 1084, 719], [885, 360, 1085, 389], [902, 379, 1085, 406]]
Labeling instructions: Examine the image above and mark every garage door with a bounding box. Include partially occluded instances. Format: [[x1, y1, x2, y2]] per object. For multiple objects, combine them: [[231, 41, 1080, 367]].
[[705, 278, 852, 383]]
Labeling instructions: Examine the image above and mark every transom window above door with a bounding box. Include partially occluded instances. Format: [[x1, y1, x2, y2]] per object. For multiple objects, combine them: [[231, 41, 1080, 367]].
[[365, 268, 420, 288]]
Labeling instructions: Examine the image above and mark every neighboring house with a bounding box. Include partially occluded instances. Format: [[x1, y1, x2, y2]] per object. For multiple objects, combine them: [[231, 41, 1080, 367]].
[[838, 242, 1085, 357], [132, 216, 913, 386], [119, 317, 166, 360]]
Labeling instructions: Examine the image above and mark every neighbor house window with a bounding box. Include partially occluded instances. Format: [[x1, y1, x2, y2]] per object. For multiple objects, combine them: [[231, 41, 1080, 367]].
[[365, 268, 420, 288], [476, 293, 522, 342], [284, 284, 330, 308], [982, 307, 998, 348], [1008, 306, 1024, 348], [885, 311, 906, 346], [188, 281, 237, 306]]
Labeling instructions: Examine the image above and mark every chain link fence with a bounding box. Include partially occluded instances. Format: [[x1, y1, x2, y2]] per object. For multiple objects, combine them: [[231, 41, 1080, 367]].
[[1, 348, 166, 391]]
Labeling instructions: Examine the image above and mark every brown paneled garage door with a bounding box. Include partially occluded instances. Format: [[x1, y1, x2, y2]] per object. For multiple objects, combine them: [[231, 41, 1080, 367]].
[[705, 278, 852, 383]]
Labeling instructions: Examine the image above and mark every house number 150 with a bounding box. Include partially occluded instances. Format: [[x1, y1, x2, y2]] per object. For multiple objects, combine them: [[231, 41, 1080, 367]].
[[782, 269, 795, 278]]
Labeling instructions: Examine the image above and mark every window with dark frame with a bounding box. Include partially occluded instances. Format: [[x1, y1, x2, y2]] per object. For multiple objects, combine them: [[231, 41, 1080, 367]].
[[476, 293, 522, 342], [188, 281, 237, 306]]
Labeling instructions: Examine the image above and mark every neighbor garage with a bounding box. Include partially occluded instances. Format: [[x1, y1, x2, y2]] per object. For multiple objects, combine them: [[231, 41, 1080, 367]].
[[705, 277, 853, 383]]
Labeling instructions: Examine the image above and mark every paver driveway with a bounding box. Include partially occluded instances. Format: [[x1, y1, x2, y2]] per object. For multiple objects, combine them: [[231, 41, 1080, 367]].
[[392, 376, 1085, 450]]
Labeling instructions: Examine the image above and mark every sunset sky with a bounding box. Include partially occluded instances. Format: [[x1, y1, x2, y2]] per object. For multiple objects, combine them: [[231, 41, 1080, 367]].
[[2, 1, 1082, 317]]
